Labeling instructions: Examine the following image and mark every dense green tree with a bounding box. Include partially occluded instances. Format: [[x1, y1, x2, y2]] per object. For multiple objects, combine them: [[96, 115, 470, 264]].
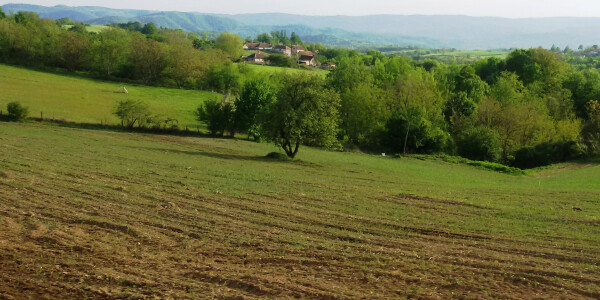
[[328, 56, 373, 92], [454, 65, 489, 104], [270, 30, 290, 45], [256, 33, 271, 44], [340, 83, 391, 146], [205, 62, 241, 93], [563, 69, 600, 118], [91, 27, 131, 76], [582, 100, 600, 154], [393, 69, 445, 124], [215, 32, 243, 59], [290, 32, 301, 45], [262, 73, 340, 158], [163, 31, 202, 88], [13, 11, 39, 25], [195, 97, 235, 137], [58, 30, 90, 71], [384, 107, 452, 154], [267, 53, 295, 67], [456, 126, 502, 162], [234, 78, 276, 139], [474, 57, 504, 84], [129, 33, 168, 84], [141, 22, 157, 36], [67, 23, 87, 34], [490, 71, 525, 105], [0, 7, 6, 19]]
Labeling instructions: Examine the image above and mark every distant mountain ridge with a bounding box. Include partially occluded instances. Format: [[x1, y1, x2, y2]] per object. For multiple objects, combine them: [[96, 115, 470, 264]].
[[3, 3, 600, 49]]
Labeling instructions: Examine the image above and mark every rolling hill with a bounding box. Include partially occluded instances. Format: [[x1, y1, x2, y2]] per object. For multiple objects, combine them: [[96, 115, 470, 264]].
[[0, 52, 599, 298], [3, 4, 600, 51]]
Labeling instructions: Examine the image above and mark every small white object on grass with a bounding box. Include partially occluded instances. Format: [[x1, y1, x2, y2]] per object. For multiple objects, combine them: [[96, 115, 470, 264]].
[[382, 153, 386, 157]]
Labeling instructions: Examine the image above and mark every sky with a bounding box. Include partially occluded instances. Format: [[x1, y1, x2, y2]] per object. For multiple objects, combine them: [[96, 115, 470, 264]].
[[3, 0, 600, 18]]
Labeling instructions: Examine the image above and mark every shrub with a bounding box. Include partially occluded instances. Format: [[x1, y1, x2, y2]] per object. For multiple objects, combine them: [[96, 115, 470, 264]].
[[113, 99, 151, 128], [456, 126, 502, 162], [384, 107, 452, 154], [512, 141, 586, 169], [265, 152, 290, 160], [195, 98, 235, 137], [267, 54, 295, 67], [234, 78, 276, 140], [6, 102, 29, 122]]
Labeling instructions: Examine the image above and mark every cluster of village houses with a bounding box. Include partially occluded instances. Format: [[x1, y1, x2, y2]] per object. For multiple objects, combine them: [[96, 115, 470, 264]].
[[243, 42, 336, 69]]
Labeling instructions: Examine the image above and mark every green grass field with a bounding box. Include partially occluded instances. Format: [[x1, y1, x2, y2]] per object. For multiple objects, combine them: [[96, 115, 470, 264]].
[[62, 24, 109, 33], [384, 49, 510, 62], [424, 49, 509, 59], [0, 64, 221, 129], [86, 25, 109, 33], [0, 122, 599, 298], [240, 63, 330, 77]]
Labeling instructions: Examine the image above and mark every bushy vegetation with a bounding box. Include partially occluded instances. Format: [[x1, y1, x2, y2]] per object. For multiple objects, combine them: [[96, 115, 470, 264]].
[[512, 141, 585, 169], [113, 99, 151, 128], [0, 11, 229, 89], [5, 102, 29, 121], [2, 10, 600, 166], [195, 97, 235, 137], [456, 126, 502, 162]]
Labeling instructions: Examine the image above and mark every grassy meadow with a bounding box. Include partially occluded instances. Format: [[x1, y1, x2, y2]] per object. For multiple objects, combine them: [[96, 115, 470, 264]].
[[240, 62, 330, 77], [0, 63, 328, 130], [383, 49, 510, 62], [0, 122, 599, 298], [0, 64, 221, 129], [63, 24, 110, 33]]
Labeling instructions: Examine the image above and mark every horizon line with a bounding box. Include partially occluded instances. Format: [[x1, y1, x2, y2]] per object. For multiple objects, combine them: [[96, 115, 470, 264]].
[[3, 2, 600, 19]]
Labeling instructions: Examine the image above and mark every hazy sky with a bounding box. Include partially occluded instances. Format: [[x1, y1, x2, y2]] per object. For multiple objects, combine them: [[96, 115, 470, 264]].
[[3, 0, 600, 18]]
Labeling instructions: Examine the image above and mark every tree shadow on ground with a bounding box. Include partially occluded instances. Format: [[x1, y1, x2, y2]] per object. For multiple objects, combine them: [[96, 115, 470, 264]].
[[133, 146, 322, 167]]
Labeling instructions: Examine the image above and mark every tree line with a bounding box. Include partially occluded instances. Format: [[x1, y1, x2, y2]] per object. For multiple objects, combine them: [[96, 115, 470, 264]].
[[1, 9, 599, 167], [0, 10, 243, 89], [197, 48, 600, 167]]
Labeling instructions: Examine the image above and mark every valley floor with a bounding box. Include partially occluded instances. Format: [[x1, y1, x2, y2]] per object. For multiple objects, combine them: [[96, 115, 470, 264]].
[[0, 123, 599, 298]]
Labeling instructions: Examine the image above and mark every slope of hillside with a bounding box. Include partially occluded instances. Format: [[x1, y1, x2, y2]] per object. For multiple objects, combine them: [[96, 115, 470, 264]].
[[0, 122, 599, 298], [0, 64, 221, 129], [6, 3, 600, 49]]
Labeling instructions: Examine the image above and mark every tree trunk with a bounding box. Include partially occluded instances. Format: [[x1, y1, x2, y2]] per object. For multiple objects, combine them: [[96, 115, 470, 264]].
[[291, 140, 300, 158]]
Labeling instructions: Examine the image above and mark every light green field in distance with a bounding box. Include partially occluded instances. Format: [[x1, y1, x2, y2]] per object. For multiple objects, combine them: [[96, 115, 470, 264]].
[[62, 24, 109, 33], [423, 49, 510, 59], [0, 122, 599, 298], [384, 49, 510, 61], [0, 64, 222, 129], [86, 25, 109, 33], [240, 63, 330, 78]]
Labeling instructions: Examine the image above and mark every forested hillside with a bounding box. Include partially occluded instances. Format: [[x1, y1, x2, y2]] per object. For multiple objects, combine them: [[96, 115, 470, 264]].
[[5, 4, 600, 48]]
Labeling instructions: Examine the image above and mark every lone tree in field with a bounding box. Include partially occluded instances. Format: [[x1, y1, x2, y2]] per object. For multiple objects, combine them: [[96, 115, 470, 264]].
[[113, 99, 151, 128], [262, 73, 340, 158]]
